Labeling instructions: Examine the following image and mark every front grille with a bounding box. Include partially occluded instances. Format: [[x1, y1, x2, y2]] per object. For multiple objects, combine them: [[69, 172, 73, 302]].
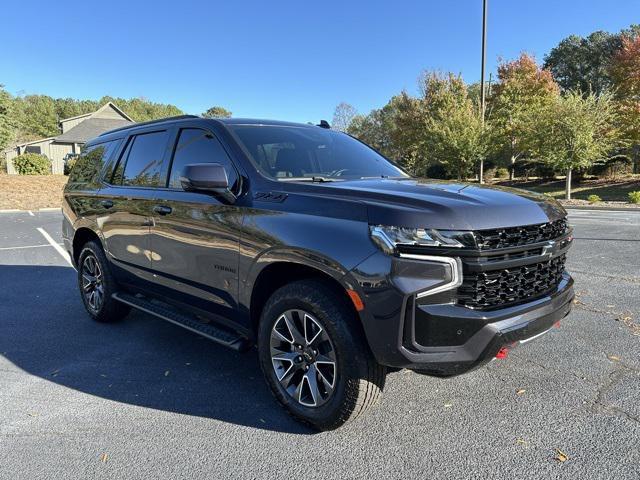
[[458, 254, 566, 309], [474, 218, 568, 250]]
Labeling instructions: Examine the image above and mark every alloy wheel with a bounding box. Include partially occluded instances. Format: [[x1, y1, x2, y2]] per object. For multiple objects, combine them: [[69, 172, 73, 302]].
[[81, 254, 104, 312], [270, 309, 337, 407]]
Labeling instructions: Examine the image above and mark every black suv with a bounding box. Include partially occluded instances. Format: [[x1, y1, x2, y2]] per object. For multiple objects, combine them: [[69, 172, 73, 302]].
[[63, 116, 574, 430]]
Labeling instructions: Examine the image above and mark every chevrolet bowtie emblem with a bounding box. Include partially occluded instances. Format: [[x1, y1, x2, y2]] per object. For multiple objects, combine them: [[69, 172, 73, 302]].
[[541, 240, 556, 257]]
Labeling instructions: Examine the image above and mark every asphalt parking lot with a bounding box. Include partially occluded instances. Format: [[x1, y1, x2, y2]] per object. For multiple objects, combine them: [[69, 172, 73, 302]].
[[0, 209, 638, 479]]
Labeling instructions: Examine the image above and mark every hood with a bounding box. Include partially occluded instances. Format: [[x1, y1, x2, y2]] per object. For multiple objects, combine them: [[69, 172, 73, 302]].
[[298, 178, 566, 230]]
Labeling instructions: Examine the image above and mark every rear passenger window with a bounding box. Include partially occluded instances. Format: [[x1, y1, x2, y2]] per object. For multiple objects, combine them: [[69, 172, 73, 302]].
[[168, 128, 239, 191], [114, 131, 169, 187]]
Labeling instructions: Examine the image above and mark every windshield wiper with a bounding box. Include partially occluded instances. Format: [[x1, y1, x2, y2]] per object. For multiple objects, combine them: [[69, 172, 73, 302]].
[[278, 176, 339, 183], [359, 175, 408, 180]]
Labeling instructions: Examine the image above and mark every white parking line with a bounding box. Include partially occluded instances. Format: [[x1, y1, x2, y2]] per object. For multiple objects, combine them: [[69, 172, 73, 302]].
[[36, 227, 72, 266], [0, 244, 56, 251], [27, 210, 35, 216]]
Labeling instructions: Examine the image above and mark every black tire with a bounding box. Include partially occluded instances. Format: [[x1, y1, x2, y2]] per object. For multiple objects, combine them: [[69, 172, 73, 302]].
[[258, 280, 386, 431], [77, 240, 130, 323]]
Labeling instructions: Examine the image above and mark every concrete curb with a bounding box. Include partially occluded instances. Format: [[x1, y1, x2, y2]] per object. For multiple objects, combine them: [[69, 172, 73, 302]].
[[564, 205, 640, 212]]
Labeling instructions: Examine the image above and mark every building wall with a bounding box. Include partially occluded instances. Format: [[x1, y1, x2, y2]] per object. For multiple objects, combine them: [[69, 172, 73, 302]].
[[49, 143, 74, 174], [5, 148, 18, 174], [60, 115, 90, 133], [95, 107, 127, 120]]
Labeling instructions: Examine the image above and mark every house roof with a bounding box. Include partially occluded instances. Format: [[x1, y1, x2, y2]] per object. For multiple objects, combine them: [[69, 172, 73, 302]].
[[58, 102, 134, 124], [55, 118, 133, 143], [59, 112, 92, 123], [96, 102, 134, 122], [6, 137, 57, 150]]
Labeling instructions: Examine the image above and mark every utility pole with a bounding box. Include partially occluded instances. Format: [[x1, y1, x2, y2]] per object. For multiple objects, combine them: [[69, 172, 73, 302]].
[[479, 0, 487, 184]]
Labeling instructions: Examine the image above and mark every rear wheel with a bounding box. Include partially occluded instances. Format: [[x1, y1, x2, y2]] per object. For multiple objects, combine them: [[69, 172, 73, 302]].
[[77, 240, 130, 323], [258, 280, 386, 430]]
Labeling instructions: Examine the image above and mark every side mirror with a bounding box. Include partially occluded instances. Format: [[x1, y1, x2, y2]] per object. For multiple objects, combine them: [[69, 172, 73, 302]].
[[180, 163, 236, 203]]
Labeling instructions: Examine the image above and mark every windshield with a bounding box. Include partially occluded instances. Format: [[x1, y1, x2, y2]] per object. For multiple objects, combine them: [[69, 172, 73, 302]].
[[228, 125, 409, 181]]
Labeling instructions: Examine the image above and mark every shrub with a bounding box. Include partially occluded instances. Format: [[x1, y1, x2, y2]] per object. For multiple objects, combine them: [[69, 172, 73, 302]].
[[629, 191, 640, 204], [495, 167, 509, 179], [13, 153, 51, 175], [483, 166, 496, 180], [587, 194, 602, 204]]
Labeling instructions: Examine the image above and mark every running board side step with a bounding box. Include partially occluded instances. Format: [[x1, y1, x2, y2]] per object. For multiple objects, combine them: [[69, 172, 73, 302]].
[[112, 292, 249, 352]]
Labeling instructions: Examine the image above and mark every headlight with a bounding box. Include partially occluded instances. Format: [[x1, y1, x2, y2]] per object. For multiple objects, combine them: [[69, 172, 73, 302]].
[[369, 225, 467, 255]]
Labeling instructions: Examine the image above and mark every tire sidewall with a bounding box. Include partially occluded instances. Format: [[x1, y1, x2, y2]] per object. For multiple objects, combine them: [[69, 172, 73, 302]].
[[77, 241, 118, 321], [258, 283, 366, 428]]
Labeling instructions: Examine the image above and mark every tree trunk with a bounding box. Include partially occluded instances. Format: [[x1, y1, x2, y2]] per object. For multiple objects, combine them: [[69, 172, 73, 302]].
[[509, 155, 516, 181], [565, 168, 572, 200]]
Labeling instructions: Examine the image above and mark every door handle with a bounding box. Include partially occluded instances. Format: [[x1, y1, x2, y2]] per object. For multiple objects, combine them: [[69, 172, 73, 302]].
[[153, 205, 172, 215], [100, 199, 114, 209]]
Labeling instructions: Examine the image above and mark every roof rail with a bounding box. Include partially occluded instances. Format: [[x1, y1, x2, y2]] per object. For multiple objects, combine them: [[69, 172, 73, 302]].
[[99, 115, 200, 136]]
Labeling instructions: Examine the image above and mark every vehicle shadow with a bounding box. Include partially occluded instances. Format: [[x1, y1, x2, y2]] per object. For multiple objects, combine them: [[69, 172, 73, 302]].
[[0, 264, 312, 434]]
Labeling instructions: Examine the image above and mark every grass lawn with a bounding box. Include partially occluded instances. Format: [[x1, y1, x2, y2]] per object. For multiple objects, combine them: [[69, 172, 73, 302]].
[[494, 176, 640, 202], [0, 174, 68, 210]]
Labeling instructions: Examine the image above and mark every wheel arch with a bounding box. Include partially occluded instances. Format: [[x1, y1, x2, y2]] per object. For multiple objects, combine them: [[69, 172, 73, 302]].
[[248, 259, 361, 336], [72, 227, 102, 266]]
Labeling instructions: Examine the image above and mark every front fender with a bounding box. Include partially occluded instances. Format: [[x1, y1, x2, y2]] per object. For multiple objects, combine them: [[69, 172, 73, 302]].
[[237, 209, 377, 312]]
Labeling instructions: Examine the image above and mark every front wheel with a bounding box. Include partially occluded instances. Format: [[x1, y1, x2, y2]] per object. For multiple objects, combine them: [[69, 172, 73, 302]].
[[258, 280, 386, 430]]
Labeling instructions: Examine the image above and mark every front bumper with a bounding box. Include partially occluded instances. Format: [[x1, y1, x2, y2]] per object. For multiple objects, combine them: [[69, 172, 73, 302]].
[[403, 274, 573, 376], [349, 251, 574, 377]]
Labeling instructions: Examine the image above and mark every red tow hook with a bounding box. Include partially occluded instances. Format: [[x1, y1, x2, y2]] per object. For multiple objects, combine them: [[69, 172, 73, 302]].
[[495, 347, 510, 359], [495, 341, 517, 359]]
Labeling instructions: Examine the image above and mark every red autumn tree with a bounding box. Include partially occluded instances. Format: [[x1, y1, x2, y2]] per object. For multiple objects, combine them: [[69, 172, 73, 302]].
[[610, 36, 640, 100], [609, 36, 640, 170], [489, 53, 560, 180]]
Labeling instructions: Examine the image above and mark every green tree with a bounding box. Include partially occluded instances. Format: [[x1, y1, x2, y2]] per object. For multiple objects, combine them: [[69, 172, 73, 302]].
[[0, 85, 15, 152], [347, 94, 425, 171], [489, 53, 560, 180], [100, 96, 183, 122], [420, 73, 487, 180], [14, 95, 59, 139], [54, 97, 98, 121], [533, 91, 620, 199], [201, 106, 232, 118], [543, 25, 640, 94], [347, 100, 399, 161], [349, 74, 486, 179]]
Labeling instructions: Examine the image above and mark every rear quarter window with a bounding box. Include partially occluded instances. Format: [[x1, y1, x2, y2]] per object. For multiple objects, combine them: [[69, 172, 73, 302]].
[[67, 139, 122, 190]]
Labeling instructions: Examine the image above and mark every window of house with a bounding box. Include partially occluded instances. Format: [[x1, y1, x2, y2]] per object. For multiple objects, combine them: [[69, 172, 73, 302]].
[[25, 146, 42, 155]]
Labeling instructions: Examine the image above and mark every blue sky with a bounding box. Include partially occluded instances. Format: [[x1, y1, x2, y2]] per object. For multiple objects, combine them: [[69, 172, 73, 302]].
[[1, 0, 638, 122]]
